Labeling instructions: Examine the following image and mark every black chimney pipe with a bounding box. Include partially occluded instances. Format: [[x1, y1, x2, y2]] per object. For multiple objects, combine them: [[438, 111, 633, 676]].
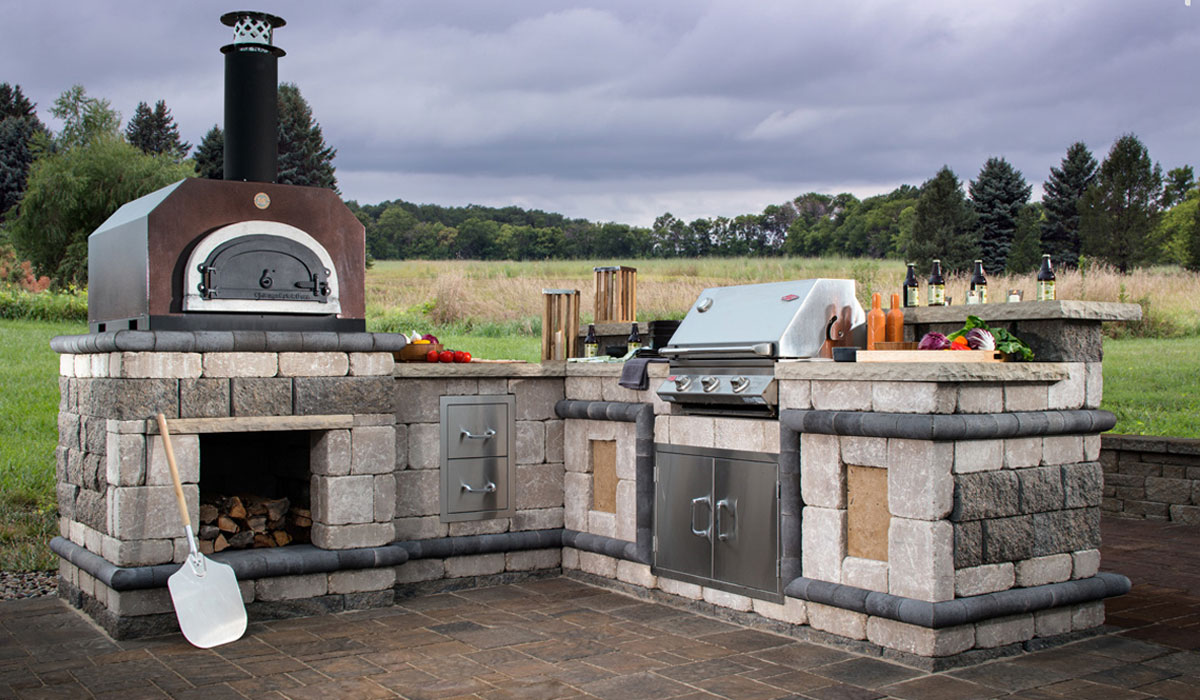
[[220, 11, 286, 183]]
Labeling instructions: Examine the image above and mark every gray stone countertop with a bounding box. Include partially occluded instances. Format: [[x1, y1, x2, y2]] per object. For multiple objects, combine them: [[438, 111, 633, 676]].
[[565, 361, 671, 377], [902, 300, 1141, 324], [774, 359, 1069, 382], [393, 361, 564, 378]]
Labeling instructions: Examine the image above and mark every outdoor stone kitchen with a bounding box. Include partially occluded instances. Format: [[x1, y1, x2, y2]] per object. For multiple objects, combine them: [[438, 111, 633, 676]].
[[48, 298, 1140, 670]]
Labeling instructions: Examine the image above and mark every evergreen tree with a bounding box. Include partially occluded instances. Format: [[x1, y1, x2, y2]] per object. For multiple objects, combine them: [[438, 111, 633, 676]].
[[1040, 142, 1097, 267], [0, 83, 47, 219], [1162, 165, 1194, 209], [969, 157, 1031, 274], [1078, 134, 1163, 273], [124, 100, 190, 161], [1006, 203, 1043, 274], [277, 83, 337, 191], [0, 83, 37, 120], [193, 125, 224, 179], [905, 166, 978, 274]]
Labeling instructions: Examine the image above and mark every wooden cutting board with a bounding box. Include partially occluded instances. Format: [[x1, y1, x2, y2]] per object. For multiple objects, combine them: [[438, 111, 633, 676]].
[[856, 350, 1004, 363]]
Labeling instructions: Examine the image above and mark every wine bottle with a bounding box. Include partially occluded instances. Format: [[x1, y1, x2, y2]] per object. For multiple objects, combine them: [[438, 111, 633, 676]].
[[627, 322, 642, 355], [867, 293, 885, 350], [903, 263, 919, 307], [584, 324, 598, 358], [886, 293, 904, 343], [927, 259, 945, 306], [1037, 254, 1056, 301], [970, 260, 988, 304]]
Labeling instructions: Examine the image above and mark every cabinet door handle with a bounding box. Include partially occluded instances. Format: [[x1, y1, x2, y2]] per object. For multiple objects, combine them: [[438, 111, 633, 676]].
[[690, 495, 712, 542], [461, 480, 497, 494], [461, 427, 496, 440], [716, 497, 737, 541]]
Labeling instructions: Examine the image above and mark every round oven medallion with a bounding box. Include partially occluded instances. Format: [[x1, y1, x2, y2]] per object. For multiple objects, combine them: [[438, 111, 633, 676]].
[[253, 192, 271, 209]]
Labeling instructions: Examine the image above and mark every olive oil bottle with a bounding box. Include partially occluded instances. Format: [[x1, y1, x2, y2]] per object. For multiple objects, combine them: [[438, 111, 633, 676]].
[[584, 324, 598, 358], [970, 260, 988, 304], [627, 323, 642, 355], [927, 259, 945, 306], [1037, 254, 1056, 301], [903, 263, 919, 307]]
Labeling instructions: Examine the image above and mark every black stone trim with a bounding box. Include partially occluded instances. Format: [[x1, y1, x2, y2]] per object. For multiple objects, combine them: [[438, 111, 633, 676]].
[[50, 331, 407, 355], [51, 529, 564, 592], [554, 399, 655, 565], [562, 529, 644, 564], [784, 572, 1131, 629], [780, 409, 1116, 441]]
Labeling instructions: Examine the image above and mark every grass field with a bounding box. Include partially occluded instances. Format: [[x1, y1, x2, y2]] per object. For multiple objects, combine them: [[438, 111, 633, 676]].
[[2, 257, 1199, 571]]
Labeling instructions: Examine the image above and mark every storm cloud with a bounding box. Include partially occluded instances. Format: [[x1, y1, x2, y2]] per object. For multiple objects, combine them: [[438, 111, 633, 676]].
[[3, 0, 1197, 225]]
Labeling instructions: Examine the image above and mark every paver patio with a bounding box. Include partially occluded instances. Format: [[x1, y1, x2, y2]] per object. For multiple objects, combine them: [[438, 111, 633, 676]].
[[1, 517, 1196, 699]]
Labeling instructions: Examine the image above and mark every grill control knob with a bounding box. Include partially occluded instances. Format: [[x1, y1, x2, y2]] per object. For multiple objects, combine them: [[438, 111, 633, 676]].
[[700, 375, 720, 393], [730, 376, 750, 393], [674, 375, 693, 391]]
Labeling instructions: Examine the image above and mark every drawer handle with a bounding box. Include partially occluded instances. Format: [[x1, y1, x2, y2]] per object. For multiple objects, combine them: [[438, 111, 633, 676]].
[[461, 480, 497, 494], [690, 495, 712, 542], [716, 497, 736, 541], [461, 427, 497, 440]]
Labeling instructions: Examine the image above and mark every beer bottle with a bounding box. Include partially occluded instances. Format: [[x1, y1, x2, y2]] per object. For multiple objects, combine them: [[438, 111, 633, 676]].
[[584, 324, 598, 358], [927, 259, 945, 306], [970, 260, 988, 304], [1037, 254, 1056, 301], [627, 323, 642, 355], [903, 263, 920, 307]]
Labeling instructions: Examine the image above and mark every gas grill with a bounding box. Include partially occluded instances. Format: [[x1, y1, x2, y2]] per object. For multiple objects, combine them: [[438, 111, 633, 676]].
[[656, 279, 865, 415]]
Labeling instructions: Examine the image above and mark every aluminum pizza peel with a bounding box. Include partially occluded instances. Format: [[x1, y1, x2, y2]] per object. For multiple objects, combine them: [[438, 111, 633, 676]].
[[156, 414, 247, 648]]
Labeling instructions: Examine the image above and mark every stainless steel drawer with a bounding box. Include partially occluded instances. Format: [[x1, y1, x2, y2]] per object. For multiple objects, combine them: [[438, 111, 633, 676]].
[[440, 395, 516, 522], [443, 400, 510, 460], [444, 457, 508, 515]]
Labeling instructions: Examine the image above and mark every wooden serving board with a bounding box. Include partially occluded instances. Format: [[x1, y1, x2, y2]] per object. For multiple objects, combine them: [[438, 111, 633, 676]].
[[857, 349, 1003, 363]]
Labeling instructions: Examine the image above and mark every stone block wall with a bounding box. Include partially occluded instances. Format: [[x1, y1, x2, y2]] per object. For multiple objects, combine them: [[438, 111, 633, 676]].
[[56, 349, 397, 569], [392, 376, 567, 585], [1101, 434, 1200, 524]]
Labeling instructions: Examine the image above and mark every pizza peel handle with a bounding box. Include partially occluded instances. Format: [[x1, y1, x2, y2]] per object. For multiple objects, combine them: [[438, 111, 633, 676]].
[[155, 414, 248, 648]]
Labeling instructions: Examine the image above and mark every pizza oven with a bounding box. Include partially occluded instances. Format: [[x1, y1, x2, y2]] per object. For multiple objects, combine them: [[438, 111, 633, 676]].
[[86, 11, 365, 333]]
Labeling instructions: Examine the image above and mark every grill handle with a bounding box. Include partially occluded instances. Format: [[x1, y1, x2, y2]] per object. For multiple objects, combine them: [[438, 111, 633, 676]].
[[659, 343, 774, 357]]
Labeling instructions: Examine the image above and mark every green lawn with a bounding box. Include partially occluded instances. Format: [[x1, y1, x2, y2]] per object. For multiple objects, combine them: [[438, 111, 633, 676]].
[[0, 320, 86, 570], [1101, 336, 1200, 438]]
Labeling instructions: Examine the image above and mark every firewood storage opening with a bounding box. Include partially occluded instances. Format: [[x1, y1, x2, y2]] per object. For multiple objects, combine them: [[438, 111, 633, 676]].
[[197, 431, 313, 553]]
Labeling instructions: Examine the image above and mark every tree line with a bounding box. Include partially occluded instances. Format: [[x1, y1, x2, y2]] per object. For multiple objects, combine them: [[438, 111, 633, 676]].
[[0, 81, 337, 286]]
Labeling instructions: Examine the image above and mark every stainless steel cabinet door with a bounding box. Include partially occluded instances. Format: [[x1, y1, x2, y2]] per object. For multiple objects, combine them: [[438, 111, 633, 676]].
[[654, 450, 713, 580], [712, 457, 778, 593]]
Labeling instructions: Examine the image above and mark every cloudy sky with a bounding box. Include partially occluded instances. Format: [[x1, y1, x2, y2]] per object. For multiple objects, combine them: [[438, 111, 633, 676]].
[[3, 1, 1198, 225]]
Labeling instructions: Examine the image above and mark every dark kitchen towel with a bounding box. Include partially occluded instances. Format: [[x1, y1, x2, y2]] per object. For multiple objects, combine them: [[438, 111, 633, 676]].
[[618, 357, 667, 391]]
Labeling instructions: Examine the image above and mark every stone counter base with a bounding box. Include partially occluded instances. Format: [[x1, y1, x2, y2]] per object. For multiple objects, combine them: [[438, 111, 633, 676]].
[[563, 549, 1109, 672]]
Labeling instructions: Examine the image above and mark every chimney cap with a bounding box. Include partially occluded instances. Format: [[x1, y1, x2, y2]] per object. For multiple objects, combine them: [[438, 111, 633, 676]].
[[220, 11, 286, 56]]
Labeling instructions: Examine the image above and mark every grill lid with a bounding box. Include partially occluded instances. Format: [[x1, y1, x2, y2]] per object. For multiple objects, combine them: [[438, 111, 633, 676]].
[[661, 279, 864, 360]]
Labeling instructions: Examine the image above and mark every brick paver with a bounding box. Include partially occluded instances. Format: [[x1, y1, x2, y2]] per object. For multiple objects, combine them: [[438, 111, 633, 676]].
[[0, 518, 1197, 698]]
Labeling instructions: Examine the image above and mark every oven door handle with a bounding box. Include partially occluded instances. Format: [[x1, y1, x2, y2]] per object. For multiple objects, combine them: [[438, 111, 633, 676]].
[[690, 495, 713, 542], [659, 343, 774, 357]]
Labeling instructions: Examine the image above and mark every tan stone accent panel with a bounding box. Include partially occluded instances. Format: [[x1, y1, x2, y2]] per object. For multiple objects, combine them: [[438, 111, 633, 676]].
[[591, 439, 617, 513], [847, 465, 888, 561]]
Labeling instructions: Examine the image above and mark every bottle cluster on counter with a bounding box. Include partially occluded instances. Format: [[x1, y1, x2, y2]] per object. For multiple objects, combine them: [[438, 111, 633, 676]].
[[903, 255, 1057, 307]]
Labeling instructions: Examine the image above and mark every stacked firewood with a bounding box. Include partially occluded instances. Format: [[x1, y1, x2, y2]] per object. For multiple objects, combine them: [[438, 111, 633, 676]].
[[195, 494, 312, 554]]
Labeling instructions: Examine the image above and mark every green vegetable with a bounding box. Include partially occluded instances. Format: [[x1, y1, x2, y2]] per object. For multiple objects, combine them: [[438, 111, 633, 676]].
[[947, 315, 1034, 362]]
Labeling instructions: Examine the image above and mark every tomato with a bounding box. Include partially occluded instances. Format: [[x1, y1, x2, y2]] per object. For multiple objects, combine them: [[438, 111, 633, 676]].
[[453, 350, 466, 363], [460, 351, 472, 363], [425, 349, 439, 362], [439, 350, 454, 363]]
